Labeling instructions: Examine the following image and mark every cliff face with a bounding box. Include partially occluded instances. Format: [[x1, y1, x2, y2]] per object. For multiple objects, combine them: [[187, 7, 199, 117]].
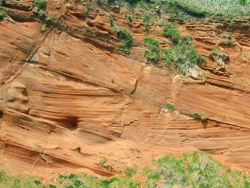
[[1, 0, 250, 178]]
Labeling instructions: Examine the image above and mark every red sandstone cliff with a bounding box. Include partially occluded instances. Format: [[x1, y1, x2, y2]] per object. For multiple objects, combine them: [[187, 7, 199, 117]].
[[0, 0, 250, 179]]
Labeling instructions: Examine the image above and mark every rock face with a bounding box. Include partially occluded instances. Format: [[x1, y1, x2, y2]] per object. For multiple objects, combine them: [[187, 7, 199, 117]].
[[1, 0, 250, 178]]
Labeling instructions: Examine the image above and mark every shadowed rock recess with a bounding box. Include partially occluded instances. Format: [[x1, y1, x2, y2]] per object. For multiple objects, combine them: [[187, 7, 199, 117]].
[[0, 0, 250, 180]]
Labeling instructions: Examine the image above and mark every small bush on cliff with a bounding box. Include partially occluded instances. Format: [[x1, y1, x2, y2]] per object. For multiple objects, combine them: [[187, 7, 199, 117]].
[[143, 15, 152, 35], [124, 166, 137, 177], [209, 49, 229, 70], [192, 113, 200, 119], [143, 37, 160, 64], [167, 103, 174, 112], [125, 13, 133, 27], [32, 0, 46, 11], [113, 26, 134, 53], [163, 38, 207, 76], [220, 33, 236, 47], [163, 26, 183, 44], [210, 49, 230, 61], [0, 9, 6, 21], [99, 157, 107, 166], [200, 112, 207, 121], [192, 112, 207, 121]]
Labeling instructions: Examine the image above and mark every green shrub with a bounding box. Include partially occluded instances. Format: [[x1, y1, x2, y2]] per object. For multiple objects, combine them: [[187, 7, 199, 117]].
[[192, 112, 207, 121], [200, 112, 207, 121], [68, 173, 78, 180], [143, 37, 159, 49], [163, 27, 206, 75], [125, 13, 132, 27], [192, 113, 200, 119], [143, 37, 160, 64], [99, 157, 107, 166], [167, 103, 174, 112], [163, 38, 207, 76], [144, 50, 160, 64], [220, 33, 236, 47], [49, 184, 57, 188], [220, 33, 233, 39], [34, 179, 41, 186], [32, 0, 46, 11], [163, 26, 182, 43], [143, 15, 151, 35], [0, 9, 6, 21], [113, 26, 134, 53], [124, 166, 137, 177], [209, 49, 230, 61]]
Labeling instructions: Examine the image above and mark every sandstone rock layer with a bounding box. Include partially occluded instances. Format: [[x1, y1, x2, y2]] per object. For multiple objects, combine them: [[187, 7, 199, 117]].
[[0, 0, 250, 178]]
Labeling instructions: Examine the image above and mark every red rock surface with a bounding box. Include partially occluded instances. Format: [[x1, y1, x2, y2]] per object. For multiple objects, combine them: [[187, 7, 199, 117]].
[[0, 0, 250, 179]]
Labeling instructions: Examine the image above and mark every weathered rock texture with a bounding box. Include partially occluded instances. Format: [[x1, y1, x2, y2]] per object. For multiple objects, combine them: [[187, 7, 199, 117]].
[[0, 0, 250, 178]]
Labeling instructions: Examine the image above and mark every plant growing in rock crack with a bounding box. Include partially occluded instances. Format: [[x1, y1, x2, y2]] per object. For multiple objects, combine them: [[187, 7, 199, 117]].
[[193, 112, 207, 122], [163, 26, 183, 44], [75, 146, 81, 153], [209, 49, 229, 70], [200, 113, 207, 121], [32, 0, 46, 16], [110, 15, 133, 53], [31, 0, 54, 32], [167, 103, 174, 113], [163, 37, 207, 76], [125, 13, 133, 27], [142, 37, 160, 64], [192, 113, 200, 119], [99, 157, 107, 166], [113, 26, 134, 53], [219, 33, 236, 47], [143, 15, 152, 35]]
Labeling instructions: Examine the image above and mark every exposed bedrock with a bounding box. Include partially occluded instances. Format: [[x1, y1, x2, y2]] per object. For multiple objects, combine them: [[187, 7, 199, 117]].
[[0, 0, 250, 178]]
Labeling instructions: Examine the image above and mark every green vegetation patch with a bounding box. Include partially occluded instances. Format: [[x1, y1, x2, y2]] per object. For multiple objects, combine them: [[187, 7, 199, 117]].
[[0, 170, 42, 188], [143, 151, 250, 188], [113, 26, 134, 53], [32, 0, 46, 12], [193, 112, 208, 121], [163, 38, 206, 76], [143, 37, 160, 64], [1, 151, 250, 187], [209, 49, 230, 61], [219, 33, 236, 47], [163, 26, 182, 44], [0, 9, 6, 21], [57, 172, 141, 188], [165, 0, 250, 17], [142, 27, 206, 75], [99, 157, 107, 166], [167, 103, 174, 112], [143, 15, 152, 35], [142, 37, 159, 51]]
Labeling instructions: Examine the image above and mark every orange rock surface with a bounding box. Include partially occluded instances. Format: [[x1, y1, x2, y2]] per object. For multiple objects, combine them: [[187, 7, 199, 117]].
[[0, 0, 250, 179]]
